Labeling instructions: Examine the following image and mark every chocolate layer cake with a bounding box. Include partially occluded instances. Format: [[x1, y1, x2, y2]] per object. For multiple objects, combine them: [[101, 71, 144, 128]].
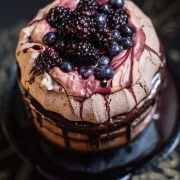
[[16, 0, 166, 152]]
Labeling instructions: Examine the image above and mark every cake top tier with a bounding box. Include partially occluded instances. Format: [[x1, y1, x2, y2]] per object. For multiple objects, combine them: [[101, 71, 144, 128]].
[[16, 0, 164, 124]]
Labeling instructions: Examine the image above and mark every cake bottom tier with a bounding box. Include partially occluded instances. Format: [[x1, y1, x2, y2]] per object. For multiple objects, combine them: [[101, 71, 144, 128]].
[[22, 90, 159, 152], [33, 104, 157, 152]]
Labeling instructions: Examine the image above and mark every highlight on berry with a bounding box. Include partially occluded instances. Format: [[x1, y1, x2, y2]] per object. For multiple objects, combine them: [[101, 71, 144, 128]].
[[32, 0, 135, 87]]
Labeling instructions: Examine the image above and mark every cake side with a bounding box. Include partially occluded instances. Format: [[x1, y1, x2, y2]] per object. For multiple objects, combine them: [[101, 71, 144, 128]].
[[16, 0, 166, 152], [19, 75, 161, 151], [18, 60, 165, 151]]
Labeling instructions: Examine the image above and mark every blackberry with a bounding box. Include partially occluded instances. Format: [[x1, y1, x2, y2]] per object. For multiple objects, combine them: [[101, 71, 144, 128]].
[[54, 39, 66, 55], [66, 42, 100, 66], [95, 27, 113, 50], [56, 18, 72, 38], [110, 9, 128, 30], [32, 48, 61, 76], [32, 55, 46, 76], [47, 6, 72, 27], [69, 16, 95, 40], [74, 0, 98, 17]]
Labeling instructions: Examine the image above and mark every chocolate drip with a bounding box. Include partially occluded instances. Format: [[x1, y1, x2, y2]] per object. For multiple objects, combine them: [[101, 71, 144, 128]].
[[127, 125, 132, 141], [79, 101, 84, 120], [62, 130, 70, 149], [22, 89, 160, 135], [88, 133, 101, 149], [37, 113, 43, 127], [103, 95, 111, 119]]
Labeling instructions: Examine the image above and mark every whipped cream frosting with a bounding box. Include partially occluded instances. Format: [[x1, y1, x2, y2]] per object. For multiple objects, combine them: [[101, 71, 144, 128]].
[[16, 0, 164, 124]]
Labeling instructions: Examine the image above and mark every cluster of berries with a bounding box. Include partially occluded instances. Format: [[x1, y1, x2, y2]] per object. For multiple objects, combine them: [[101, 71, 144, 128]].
[[33, 0, 135, 87]]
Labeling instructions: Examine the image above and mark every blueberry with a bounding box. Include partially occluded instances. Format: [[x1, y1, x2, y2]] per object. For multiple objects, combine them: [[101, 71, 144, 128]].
[[111, 29, 121, 42], [96, 13, 107, 28], [121, 24, 135, 37], [98, 56, 110, 66], [100, 3, 112, 14], [78, 66, 94, 79], [60, 61, 74, 73], [95, 65, 114, 80], [54, 39, 66, 54], [109, 0, 124, 10], [101, 79, 108, 87], [43, 32, 57, 46], [108, 42, 123, 57], [119, 37, 133, 49]]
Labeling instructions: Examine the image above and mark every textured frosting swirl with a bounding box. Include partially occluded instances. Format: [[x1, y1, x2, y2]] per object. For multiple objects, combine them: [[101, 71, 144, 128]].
[[16, 0, 164, 124]]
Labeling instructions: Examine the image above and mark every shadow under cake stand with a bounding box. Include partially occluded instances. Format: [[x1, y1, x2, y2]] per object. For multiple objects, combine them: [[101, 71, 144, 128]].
[[2, 63, 180, 180]]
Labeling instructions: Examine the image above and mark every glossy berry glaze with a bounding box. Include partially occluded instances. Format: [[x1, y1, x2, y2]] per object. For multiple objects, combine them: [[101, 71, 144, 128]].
[[30, 0, 138, 90]]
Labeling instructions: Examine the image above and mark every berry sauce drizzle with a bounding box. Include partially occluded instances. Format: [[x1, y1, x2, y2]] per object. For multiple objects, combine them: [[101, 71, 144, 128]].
[[103, 95, 111, 119], [127, 87, 137, 104], [31, 45, 44, 51], [145, 44, 161, 58], [79, 101, 84, 120]]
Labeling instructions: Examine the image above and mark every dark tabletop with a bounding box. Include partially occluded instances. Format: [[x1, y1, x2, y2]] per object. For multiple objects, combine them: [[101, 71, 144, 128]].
[[0, 0, 180, 179]]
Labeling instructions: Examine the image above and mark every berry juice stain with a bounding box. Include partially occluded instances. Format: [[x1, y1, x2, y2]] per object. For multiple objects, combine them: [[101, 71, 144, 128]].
[[128, 87, 137, 104], [103, 95, 111, 119], [23, 48, 28, 54], [36, 113, 43, 127], [79, 101, 84, 120], [145, 44, 160, 57], [31, 45, 43, 51], [16, 51, 20, 56]]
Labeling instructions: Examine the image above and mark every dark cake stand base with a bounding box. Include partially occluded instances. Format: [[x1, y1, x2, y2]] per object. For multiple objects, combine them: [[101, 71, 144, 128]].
[[1, 64, 180, 180]]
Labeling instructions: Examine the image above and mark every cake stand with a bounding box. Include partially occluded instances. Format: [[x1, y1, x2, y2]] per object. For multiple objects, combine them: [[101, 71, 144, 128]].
[[1, 62, 180, 180]]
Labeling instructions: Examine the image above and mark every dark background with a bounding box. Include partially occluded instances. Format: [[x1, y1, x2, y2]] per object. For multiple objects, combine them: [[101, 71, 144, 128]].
[[0, 0, 180, 179]]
